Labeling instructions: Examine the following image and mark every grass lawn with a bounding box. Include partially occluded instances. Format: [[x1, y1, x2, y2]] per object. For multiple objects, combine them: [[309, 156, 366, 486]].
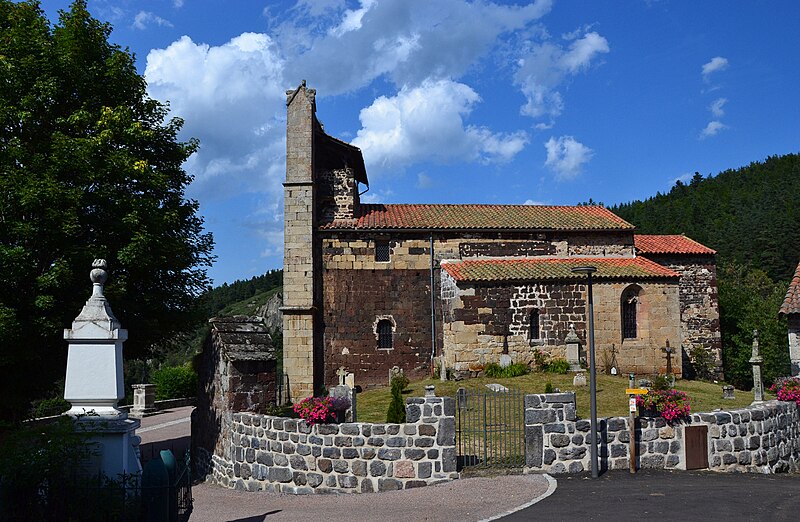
[[356, 373, 764, 423]]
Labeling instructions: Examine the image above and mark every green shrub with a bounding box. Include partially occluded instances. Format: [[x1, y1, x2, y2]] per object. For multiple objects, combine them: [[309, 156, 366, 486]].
[[688, 344, 717, 381], [152, 364, 198, 400], [33, 397, 71, 418], [484, 362, 530, 378], [391, 372, 410, 392], [651, 373, 673, 391], [544, 358, 570, 374], [386, 378, 406, 423], [531, 349, 548, 371], [544, 382, 554, 393]]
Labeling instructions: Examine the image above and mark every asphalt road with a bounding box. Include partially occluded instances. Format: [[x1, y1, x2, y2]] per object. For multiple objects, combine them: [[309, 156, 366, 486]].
[[501, 469, 800, 521]]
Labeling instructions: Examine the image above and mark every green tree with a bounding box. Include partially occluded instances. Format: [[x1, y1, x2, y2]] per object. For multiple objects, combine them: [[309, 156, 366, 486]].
[[0, 1, 213, 421], [718, 264, 789, 389]]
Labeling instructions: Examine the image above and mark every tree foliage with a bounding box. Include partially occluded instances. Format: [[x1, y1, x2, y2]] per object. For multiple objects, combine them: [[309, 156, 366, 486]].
[[717, 264, 789, 389], [0, 1, 213, 421]]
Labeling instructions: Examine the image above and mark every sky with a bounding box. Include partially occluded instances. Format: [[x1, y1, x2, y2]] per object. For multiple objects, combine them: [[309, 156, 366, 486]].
[[38, 0, 800, 286]]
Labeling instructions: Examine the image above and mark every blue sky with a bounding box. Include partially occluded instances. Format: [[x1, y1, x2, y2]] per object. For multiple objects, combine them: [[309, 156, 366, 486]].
[[39, 1, 800, 285]]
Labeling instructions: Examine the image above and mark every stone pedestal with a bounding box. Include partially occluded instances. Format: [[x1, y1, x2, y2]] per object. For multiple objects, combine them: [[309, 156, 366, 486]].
[[130, 384, 157, 418], [565, 324, 582, 372], [63, 260, 141, 478]]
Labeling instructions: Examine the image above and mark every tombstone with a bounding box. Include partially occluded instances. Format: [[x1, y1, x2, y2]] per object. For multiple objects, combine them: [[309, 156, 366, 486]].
[[336, 366, 348, 386], [425, 385, 436, 397], [330, 384, 356, 422], [63, 259, 141, 479], [389, 365, 403, 385], [486, 383, 509, 393], [499, 354, 513, 368], [572, 372, 587, 387], [130, 383, 156, 418], [750, 330, 764, 403], [722, 385, 735, 400], [662, 340, 676, 387], [565, 324, 582, 372], [456, 387, 468, 410], [344, 371, 355, 390]]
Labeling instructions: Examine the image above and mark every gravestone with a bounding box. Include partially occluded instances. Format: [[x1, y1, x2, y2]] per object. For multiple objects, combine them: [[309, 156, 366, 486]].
[[389, 365, 404, 385], [565, 324, 582, 372], [572, 372, 587, 387], [486, 383, 509, 393], [499, 354, 513, 368], [330, 384, 356, 422], [750, 330, 764, 403], [722, 385, 735, 400]]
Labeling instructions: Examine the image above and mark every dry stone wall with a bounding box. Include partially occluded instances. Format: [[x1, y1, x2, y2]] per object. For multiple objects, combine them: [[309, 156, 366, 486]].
[[525, 393, 800, 474], [205, 395, 457, 494]]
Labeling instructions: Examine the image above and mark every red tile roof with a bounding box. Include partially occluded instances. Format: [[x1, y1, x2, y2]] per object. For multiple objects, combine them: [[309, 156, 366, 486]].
[[780, 261, 800, 315], [441, 257, 680, 282], [323, 204, 634, 231], [634, 234, 716, 255]]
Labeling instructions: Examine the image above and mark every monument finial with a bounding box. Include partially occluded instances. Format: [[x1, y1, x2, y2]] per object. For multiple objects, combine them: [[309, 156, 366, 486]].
[[90, 259, 108, 298]]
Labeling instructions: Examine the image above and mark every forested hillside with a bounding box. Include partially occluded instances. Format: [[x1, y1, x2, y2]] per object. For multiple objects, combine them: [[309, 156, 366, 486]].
[[612, 154, 800, 282], [199, 269, 282, 318], [612, 154, 799, 388]]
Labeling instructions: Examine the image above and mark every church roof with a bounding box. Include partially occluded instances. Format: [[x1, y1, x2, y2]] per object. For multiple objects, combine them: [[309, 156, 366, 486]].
[[323, 204, 634, 231], [780, 261, 800, 315], [634, 234, 716, 255], [441, 256, 679, 282]]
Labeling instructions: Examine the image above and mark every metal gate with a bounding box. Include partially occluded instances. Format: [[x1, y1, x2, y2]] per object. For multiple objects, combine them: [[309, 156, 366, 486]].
[[454, 387, 525, 470]]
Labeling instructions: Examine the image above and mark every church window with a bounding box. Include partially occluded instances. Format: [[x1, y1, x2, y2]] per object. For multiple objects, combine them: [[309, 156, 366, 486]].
[[375, 240, 391, 262], [529, 309, 540, 340], [377, 319, 393, 349], [622, 287, 639, 339]]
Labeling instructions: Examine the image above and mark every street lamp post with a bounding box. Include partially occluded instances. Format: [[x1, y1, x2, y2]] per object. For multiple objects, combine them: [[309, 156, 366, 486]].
[[572, 265, 599, 478]]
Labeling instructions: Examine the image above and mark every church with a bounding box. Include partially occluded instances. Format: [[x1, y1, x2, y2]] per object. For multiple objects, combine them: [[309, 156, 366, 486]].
[[281, 82, 721, 402]]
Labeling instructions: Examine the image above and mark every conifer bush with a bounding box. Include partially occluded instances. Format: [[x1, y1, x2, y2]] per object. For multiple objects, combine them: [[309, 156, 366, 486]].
[[386, 375, 407, 423]]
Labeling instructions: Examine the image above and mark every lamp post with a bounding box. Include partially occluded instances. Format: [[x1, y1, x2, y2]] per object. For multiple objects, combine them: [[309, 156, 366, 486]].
[[572, 265, 599, 478]]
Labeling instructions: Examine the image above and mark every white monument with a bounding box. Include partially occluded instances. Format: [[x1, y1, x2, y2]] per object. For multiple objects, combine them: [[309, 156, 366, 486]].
[[63, 259, 141, 478]]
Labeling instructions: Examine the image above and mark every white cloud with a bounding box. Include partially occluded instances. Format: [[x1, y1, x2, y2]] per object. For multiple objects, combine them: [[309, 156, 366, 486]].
[[133, 11, 173, 30], [351, 79, 527, 176], [543, 135, 593, 180], [515, 31, 609, 122], [145, 33, 286, 198], [280, 0, 552, 95], [709, 97, 727, 118], [524, 199, 547, 205], [702, 56, 728, 81], [699, 120, 727, 139], [173, 0, 184, 8]]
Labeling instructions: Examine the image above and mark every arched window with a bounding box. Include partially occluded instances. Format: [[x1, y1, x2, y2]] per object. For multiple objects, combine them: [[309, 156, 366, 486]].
[[529, 309, 540, 340], [621, 286, 639, 339], [377, 319, 393, 349]]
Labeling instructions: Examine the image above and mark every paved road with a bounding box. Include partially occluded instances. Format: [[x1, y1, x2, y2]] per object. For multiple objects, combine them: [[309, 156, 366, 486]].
[[501, 469, 800, 521]]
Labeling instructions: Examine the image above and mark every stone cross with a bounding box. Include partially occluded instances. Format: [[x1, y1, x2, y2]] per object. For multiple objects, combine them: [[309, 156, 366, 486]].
[[336, 366, 348, 387], [661, 340, 674, 375], [609, 344, 618, 375], [750, 329, 764, 402]]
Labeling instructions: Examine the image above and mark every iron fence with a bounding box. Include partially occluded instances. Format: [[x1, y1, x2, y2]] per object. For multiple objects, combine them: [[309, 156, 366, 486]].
[[454, 387, 526, 470]]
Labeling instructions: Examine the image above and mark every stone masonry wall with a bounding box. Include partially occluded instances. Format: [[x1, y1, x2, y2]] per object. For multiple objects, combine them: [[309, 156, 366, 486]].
[[646, 254, 721, 373], [525, 393, 800, 474], [205, 394, 457, 494], [322, 268, 435, 388], [441, 280, 681, 376], [442, 282, 586, 373]]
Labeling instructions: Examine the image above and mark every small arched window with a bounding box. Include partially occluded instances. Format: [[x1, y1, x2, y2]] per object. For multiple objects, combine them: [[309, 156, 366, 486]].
[[621, 287, 639, 340], [377, 319, 393, 349], [529, 309, 540, 340]]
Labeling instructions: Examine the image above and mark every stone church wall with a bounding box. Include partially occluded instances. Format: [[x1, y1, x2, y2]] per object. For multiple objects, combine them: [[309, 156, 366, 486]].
[[441, 279, 681, 377], [645, 254, 721, 373]]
